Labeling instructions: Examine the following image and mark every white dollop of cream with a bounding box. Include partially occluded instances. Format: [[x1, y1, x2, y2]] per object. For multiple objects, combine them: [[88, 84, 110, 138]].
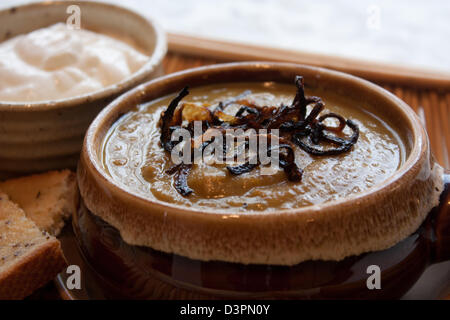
[[0, 23, 149, 103]]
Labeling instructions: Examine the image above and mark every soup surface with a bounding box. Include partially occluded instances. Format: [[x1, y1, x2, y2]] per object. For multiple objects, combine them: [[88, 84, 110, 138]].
[[103, 82, 404, 212]]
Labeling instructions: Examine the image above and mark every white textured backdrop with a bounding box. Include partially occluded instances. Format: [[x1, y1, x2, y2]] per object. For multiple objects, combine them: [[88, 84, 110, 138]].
[[1, 0, 450, 73]]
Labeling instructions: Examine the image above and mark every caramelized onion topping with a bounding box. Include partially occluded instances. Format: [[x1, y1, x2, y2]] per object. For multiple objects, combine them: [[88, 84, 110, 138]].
[[160, 86, 190, 152], [161, 77, 359, 197]]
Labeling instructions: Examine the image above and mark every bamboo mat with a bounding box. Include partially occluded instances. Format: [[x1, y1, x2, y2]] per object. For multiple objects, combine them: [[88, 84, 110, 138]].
[[163, 52, 450, 170]]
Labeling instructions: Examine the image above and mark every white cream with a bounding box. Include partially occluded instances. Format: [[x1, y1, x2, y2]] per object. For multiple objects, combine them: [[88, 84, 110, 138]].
[[0, 23, 149, 102]]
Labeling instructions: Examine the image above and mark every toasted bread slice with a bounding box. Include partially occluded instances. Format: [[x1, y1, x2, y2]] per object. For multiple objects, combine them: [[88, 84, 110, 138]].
[[0, 170, 79, 236], [0, 193, 67, 300]]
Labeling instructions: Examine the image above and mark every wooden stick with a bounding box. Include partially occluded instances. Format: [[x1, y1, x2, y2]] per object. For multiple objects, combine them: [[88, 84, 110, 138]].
[[168, 33, 450, 89]]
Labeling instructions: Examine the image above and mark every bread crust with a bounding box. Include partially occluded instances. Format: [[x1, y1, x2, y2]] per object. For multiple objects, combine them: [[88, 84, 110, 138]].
[[0, 170, 79, 236], [0, 193, 67, 300], [0, 239, 66, 300]]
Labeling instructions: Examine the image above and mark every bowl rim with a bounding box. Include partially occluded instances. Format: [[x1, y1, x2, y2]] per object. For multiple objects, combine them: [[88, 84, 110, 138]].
[[81, 61, 428, 218], [0, 0, 167, 111]]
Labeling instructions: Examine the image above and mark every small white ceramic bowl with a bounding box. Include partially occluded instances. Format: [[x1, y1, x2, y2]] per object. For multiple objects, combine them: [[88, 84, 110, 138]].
[[0, 0, 167, 177]]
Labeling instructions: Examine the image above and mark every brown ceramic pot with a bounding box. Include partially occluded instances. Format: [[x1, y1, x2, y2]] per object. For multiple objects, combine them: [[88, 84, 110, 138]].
[[75, 62, 448, 299]]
